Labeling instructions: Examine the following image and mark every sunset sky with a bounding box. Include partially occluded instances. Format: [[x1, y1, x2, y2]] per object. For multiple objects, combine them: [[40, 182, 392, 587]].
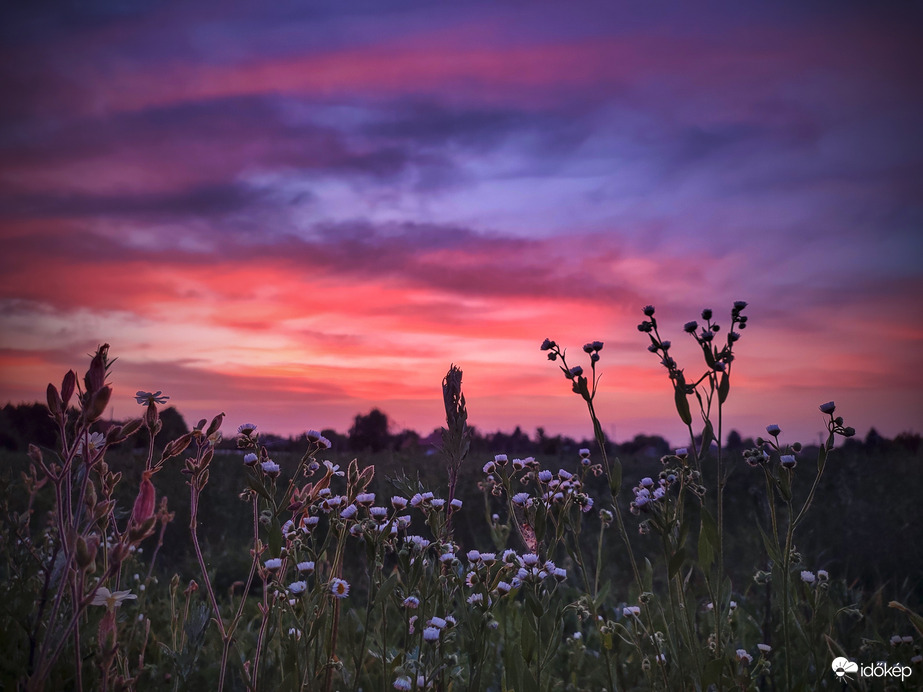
[[1, 1, 921, 447]]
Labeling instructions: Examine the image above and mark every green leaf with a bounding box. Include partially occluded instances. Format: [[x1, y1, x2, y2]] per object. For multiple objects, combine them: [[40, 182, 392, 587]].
[[700, 421, 715, 457], [643, 557, 654, 593], [521, 614, 537, 663], [525, 589, 543, 618], [718, 371, 730, 404], [889, 601, 923, 638], [373, 573, 399, 609], [757, 523, 782, 564], [246, 475, 273, 502], [674, 385, 692, 426], [534, 506, 546, 543], [610, 456, 623, 496], [668, 547, 687, 580], [268, 516, 283, 557], [698, 508, 717, 574], [702, 658, 725, 688]]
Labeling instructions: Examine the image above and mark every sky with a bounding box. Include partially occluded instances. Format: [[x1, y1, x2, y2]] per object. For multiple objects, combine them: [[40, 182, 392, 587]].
[[1, 1, 921, 448]]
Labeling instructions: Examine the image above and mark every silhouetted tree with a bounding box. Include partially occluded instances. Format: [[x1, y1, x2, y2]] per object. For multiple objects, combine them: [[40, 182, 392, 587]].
[[348, 409, 391, 452]]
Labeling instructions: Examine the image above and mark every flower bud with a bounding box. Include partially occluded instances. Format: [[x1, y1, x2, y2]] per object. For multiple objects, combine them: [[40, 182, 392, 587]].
[[60, 370, 76, 408], [86, 386, 112, 423], [144, 402, 159, 429], [206, 412, 225, 437], [132, 471, 156, 526], [46, 383, 62, 418], [76, 534, 99, 570], [83, 344, 109, 396]]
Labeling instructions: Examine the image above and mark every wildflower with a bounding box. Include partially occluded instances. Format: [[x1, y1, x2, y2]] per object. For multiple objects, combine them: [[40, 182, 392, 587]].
[[317, 436, 332, 449], [430, 498, 445, 509], [520, 553, 540, 567], [467, 593, 484, 605], [655, 653, 667, 664], [817, 569, 829, 581], [553, 567, 567, 581], [643, 305, 655, 316], [288, 581, 307, 595], [497, 581, 512, 594], [733, 300, 748, 311], [480, 552, 496, 564], [439, 552, 455, 564], [402, 596, 420, 609], [391, 496, 408, 509], [482, 461, 496, 474], [340, 504, 358, 520], [512, 492, 531, 506], [800, 570, 816, 584], [450, 498, 463, 509], [890, 635, 902, 646], [136, 391, 169, 406], [780, 455, 797, 469], [237, 422, 257, 435], [306, 429, 322, 442], [540, 338, 555, 351], [243, 452, 258, 466], [323, 460, 344, 476], [356, 492, 375, 505], [502, 549, 519, 564], [623, 606, 641, 618], [76, 432, 106, 458], [423, 626, 440, 642], [261, 460, 280, 477], [467, 550, 481, 562], [757, 643, 772, 654], [91, 587, 137, 610], [766, 424, 781, 436], [297, 561, 314, 573], [370, 507, 389, 522], [568, 366, 583, 378], [736, 649, 752, 664], [330, 578, 350, 598], [393, 676, 412, 691], [494, 454, 508, 465], [538, 469, 553, 482], [429, 616, 447, 629]]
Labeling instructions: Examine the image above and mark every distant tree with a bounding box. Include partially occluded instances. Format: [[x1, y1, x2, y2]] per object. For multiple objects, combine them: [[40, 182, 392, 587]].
[[0, 403, 57, 450], [348, 409, 392, 453], [726, 430, 743, 449], [894, 432, 921, 454]]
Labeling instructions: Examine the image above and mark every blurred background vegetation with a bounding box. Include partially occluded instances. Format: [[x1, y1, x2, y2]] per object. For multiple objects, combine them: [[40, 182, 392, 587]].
[[2, 401, 920, 606]]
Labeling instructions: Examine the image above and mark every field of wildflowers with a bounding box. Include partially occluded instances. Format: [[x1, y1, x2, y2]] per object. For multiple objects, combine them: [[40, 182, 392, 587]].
[[1, 303, 921, 691]]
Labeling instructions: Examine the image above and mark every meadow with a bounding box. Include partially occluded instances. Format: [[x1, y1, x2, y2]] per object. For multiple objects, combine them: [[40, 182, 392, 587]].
[[1, 303, 921, 691]]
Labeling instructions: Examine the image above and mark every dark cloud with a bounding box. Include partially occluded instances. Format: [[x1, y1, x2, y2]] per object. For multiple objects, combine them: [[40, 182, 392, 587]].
[[0, 182, 273, 220]]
